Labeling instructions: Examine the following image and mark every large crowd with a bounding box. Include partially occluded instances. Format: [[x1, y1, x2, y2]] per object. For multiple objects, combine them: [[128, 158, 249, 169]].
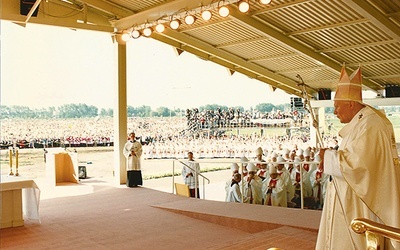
[[184, 107, 306, 134], [1, 110, 342, 210], [0, 108, 333, 154], [0, 106, 338, 149], [0, 108, 312, 150], [221, 145, 334, 209]]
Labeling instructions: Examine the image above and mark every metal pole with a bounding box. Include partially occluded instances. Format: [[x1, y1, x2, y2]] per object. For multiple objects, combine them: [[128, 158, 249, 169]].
[[9, 147, 14, 175], [300, 162, 304, 209], [172, 160, 175, 194], [202, 177, 205, 199], [194, 162, 198, 198]]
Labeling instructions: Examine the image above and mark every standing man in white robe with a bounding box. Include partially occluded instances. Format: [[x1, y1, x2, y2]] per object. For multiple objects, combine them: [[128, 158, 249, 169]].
[[316, 65, 400, 250], [182, 151, 200, 198], [276, 156, 295, 206], [309, 155, 328, 209], [225, 163, 239, 202], [242, 163, 263, 205], [263, 164, 287, 207], [226, 173, 248, 203], [123, 132, 143, 187]]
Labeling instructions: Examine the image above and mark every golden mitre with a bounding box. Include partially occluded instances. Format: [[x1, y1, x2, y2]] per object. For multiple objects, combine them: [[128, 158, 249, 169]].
[[334, 64, 362, 102]]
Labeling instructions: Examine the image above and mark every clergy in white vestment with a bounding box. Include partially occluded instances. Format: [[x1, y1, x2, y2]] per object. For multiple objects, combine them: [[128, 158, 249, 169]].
[[242, 163, 263, 205], [262, 165, 287, 207], [226, 173, 248, 203], [123, 132, 143, 187], [225, 163, 239, 202], [316, 65, 400, 250], [309, 155, 328, 209], [181, 151, 200, 198], [276, 156, 295, 205]]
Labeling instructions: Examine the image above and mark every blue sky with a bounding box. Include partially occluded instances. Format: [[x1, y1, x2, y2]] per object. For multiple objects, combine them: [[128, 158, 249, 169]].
[[1, 20, 293, 110]]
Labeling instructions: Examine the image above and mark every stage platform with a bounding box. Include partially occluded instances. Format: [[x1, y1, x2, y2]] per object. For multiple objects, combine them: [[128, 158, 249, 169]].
[[0, 181, 320, 250]]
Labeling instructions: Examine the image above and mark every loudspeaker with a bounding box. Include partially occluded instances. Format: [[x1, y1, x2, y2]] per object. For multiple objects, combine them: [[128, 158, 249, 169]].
[[20, 0, 40, 17], [385, 85, 400, 98], [318, 89, 331, 100], [290, 97, 303, 108], [78, 166, 87, 179]]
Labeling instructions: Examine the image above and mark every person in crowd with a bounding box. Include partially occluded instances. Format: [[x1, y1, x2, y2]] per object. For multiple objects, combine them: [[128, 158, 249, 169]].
[[282, 148, 291, 161], [290, 156, 312, 208], [254, 147, 266, 169], [181, 151, 201, 198], [275, 156, 295, 207], [226, 173, 248, 203], [309, 155, 328, 209], [316, 66, 400, 250], [256, 161, 268, 180], [263, 164, 287, 207], [302, 148, 311, 172], [242, 163, 263, 204], [123, 131, 143, 187], [240, 156, 249, 177], [225, 163, 239, 202]]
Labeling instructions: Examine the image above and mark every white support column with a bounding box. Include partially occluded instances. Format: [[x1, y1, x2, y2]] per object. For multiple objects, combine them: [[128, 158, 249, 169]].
[[113, 44, 128, 185]]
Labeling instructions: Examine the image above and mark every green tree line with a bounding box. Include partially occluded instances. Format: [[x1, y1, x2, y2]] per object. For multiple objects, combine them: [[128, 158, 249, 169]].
[[1, 103, 399, 120], [0, 102, 293, 119]]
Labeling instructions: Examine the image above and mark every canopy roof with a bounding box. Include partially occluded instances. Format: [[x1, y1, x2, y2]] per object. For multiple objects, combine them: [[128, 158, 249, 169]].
[[2, 0, 400, 98]]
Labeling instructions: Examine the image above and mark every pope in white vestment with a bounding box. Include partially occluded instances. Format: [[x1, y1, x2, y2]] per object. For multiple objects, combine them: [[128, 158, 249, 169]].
[[316, 66, 400, 250]]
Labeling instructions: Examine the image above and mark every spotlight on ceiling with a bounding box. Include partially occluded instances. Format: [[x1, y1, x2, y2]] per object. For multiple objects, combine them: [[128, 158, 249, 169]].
[[218, 6, 229, 17], [201, 10, 212, 21], [260, 0, 272, 4], [131, 30, 141, 39], [238, 1, 250, 13], [143, 27, 153, 37], [155, 23, 165, 33], [170, 19, 181, 30], [121, 32, 130, 42], [184, 14, 196, 25], [114, 31, 130, 45]]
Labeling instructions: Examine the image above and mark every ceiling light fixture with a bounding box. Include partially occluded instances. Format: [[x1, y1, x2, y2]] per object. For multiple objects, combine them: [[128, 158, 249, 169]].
[[218, 6, 229, 17], [201, 10, 212, 21], [143, 27, 153, 37], [260, 0, 272, 4], [121, 32, 130, 42], [170, 19, 181, 30], [184, 14, 196, 25], [238, 1, 250, 13], [131, 30, 141, 39], [155, 23, 165, 33]]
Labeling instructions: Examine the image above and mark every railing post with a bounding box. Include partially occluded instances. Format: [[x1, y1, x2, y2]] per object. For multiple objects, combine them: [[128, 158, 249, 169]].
[[300, 162, 304, 209], [172, 160, 175, 194], [202, 177, 205, 199]]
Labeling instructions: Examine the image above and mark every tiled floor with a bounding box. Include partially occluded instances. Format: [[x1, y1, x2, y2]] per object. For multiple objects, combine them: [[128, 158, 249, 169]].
[[1, 180, 320, 250]]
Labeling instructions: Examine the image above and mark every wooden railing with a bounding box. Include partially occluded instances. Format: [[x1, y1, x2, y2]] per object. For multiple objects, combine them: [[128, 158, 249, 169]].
[[351, 218, 400, 250]]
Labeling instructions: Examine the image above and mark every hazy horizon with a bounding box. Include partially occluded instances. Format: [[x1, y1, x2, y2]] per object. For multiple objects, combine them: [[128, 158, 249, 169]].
[[1, 20, 294, 111]]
